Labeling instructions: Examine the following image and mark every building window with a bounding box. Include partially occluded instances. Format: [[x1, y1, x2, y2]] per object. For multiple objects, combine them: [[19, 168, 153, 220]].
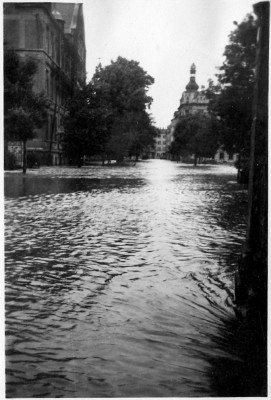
[[228, 153, 233, 160], [56, 33, 60, 65], [65, 54, 70, 74], [59, 116, 63, 131], [4, 19, 20, 47], [53, 117, 57, 141], [46, 25, 50, 54], [219, 152, 224, 160], [25, 20, 37, 48], [51, 31, 55, 59], [36, 15, 43, 49], [47, 115, 51, 140], [50, 73, 54, 99], [45, 115, 50, 140], [61, 40, 65, 68], [46, 69, 50, 95]]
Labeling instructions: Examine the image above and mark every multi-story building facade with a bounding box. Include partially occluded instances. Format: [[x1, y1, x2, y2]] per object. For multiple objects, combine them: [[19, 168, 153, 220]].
[[154, 128, 168, 158], [4, 2, 86, 165], [168, 64, 237, 163], [178, 63, 209, 117], [168, 64, 209, 147]]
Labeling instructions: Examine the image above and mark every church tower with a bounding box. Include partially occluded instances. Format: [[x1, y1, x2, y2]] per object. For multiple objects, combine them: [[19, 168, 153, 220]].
[[167, 64, 209, 152], [168, 63, 237, 164], [178, 63, 208, 116], [185, 63, 199, 92]]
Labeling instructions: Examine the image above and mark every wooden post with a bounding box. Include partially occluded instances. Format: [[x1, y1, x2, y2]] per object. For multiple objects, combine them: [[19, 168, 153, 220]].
[[22, 139, 27, 174], [237, 1, 269, 327]]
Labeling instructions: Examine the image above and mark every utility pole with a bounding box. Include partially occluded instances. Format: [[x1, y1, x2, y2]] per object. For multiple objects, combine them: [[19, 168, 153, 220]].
[[236, 0, 269, 342]]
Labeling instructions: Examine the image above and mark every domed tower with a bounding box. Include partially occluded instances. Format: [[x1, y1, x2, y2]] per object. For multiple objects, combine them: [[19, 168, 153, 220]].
[[168, 63, 210, 157], [185, 63, 199, 92], [176, 63, 209, 116]]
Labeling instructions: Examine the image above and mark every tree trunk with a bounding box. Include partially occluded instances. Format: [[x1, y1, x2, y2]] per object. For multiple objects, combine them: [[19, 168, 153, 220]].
[[234, 7, 268, 392], [48, 103, 57, 166], [242, 1, 268, 318], [193, 154, 198, 167], [237, 152, 242, 183], [4, 139, 8, 157], [22, 139, 27, 174], [77, 156, 83, 168], [117, 156, 124, 163], [237, 166, 241, 183]]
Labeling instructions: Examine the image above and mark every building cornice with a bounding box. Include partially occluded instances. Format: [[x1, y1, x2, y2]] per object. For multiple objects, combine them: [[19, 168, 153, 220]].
[[178, 102, 208, 109], [7, 48, 72, 79]]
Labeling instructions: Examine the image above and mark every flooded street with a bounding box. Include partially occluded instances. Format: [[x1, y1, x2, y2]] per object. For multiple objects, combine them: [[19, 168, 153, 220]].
[[5, 160, 248, 397]]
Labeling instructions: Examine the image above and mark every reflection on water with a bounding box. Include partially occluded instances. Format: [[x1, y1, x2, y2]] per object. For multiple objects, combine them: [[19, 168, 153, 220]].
[[5, 161, 250, 397]]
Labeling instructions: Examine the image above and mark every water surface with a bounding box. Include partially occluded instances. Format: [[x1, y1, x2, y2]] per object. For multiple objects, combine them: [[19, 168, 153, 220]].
[[5, 160, 248, 397]]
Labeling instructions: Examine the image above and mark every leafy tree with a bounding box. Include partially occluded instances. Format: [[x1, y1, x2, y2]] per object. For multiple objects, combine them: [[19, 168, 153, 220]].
[[63, 57, 156, 164], [63, 83, 112, 166], [92, 57, 156, 161], [207, 14, 257, 175], [92, 57, 154, 112], [128, 113, 158, 160], [4, 49, 48, 173], [170, 113, 219, 166], [4, 150, 17, 170], [105, 111, 157, 162], [106, 115, 135, 162]]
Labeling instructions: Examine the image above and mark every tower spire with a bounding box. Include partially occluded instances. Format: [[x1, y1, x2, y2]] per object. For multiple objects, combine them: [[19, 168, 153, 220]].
[[190, 63, 196, 75], [185, 63, 199, 92]]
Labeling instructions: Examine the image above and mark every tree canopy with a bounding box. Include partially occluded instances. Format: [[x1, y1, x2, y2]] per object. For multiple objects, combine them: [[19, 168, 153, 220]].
[[63, 56, 156, 164], [170, 113, 219, 165], [206, 14, 257, 156], [62, 82, 112, 165], [92, 57, 154, 113], [4, 49, 48, 172]]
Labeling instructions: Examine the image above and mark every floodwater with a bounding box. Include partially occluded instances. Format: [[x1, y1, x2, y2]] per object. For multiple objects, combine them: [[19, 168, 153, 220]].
[[5, 160, 249, 397]]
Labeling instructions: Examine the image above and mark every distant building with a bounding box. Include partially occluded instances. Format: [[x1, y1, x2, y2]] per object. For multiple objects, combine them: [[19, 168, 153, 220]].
[[154, 129, 168, 158], [168, 64, 208, 147], [4, 2, 86, 166], [167, 112, 179, 159], [178, 63, 209, 117], [214, 148, 237, 163], [168, 64, 238, 163]]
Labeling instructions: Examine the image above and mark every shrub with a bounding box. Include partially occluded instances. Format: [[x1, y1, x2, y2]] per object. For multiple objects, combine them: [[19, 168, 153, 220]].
[[4, 150, 18, 170], [27, 152, 40, 168]]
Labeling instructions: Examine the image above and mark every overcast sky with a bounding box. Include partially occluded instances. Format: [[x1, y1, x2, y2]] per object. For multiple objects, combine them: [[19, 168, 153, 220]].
[[82, 0, 255, 128]]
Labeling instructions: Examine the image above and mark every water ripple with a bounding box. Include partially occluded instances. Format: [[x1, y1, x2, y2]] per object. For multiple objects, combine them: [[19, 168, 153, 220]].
[[5, 161, 248, 397]]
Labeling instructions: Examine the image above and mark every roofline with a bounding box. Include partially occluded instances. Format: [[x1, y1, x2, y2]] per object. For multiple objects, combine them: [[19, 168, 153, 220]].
[[5, 3, 65, 33]]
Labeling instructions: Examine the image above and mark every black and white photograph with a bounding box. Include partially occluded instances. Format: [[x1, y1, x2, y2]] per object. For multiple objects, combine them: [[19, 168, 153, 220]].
[[4, 0, 268, 397]]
